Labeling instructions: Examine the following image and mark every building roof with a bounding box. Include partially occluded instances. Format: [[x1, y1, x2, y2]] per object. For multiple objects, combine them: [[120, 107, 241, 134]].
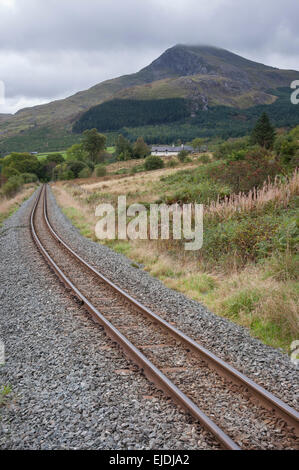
[[151, 145, 194, 153]]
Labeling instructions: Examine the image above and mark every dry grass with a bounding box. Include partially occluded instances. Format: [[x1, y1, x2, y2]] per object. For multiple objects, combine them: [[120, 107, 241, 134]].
[[52, 185, 97, 238], [207, 169, 299, 219], [80, 162, 198, 193], [0, 184, 37, 225]]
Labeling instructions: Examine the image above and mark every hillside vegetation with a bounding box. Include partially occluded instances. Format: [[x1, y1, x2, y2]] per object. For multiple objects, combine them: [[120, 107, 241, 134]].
[[73, 98, 191, 133], [76, 88, 299, 143]]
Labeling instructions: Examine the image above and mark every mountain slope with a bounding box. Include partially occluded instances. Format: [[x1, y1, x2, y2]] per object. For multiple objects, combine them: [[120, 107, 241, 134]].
[[1, 44, 298, 148]]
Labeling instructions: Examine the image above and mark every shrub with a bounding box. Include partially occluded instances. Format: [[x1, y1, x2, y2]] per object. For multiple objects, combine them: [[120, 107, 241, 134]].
[[117, 151, 132, 161], [198, 154, 210, 164], [266, 253, 299, 281], [166, 159, 178, 168], [2, 166, 21, 179], [145, 155, 164, 171], [222, 289, 261, 319], [67, 160, 87, 178], [21, 173, 38, 183], [206, 153, 281, 193], [1, 152, 40, 174], [85, 160, 95, 171], [130, 166, 137, 175], [178, 150, 189, 162], [202, 213, 279, 266], [214, 137, 250, 160], [164, 180, 231, 205], [274, 136, 298, 164], [272, 214, 299, 253], [45, 153, 64, 165], [58, 170, 74, 181], [1, 175, 24, 197], [95, 165, 107, 177], [115, 168, 129, 175], [78, 167, 92, 179]]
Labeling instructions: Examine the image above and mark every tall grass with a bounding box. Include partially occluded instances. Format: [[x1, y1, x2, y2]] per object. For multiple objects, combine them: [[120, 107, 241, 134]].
[[207, 169, 299, 219]]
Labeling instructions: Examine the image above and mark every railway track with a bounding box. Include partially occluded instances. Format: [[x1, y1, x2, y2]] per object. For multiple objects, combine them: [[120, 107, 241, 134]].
[[30, 185, 299, 450]]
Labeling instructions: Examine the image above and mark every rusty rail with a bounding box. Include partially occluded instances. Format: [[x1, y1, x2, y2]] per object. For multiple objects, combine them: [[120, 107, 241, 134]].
[[30, 185, 299, 449]]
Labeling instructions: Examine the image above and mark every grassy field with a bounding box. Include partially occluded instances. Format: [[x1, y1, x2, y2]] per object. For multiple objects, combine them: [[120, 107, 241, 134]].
[[52, 158, 299, 352], [36, 147, 115, 161], [36, 150, 67, 161]]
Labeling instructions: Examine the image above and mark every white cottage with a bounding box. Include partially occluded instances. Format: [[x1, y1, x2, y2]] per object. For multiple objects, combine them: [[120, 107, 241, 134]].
[[151, 144, 194, 157]]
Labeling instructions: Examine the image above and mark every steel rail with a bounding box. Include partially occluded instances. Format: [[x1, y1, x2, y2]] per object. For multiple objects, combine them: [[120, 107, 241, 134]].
[[42, 186, 299, 434], [30, 185, 240, 450], [30, 185, 299, 448]]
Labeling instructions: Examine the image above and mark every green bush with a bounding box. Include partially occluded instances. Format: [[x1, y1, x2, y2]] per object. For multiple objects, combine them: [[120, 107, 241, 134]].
[[164, 180, 231, 205], [2, 166, 21, 179], [166, 159, 178, 168], [21, 173, 38, 183], [274, 135, 298, 164], [1, 175, 24, 197], [1, 152, 40, 175], [198, 154, 210, 164], [178, 150, 189, 162], [222, 289, 261, 319], [78, 167, 92, 179], [85, 160, 95, 171], [266, 253, 299, 281], [145, 155, 164, 171], [129, 166, 138, 175], [272, 214, 299, 252], [45, 153, 64, 165], [58, 170, 74, 181], [205, 153, 281, 193], [95, 165, 107, 177], [66, 160, 87, 178], [214, 137, 250, 160]]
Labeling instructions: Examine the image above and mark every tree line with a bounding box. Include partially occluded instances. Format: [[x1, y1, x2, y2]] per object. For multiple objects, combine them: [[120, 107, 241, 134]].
[[73, 98, 190, 133]]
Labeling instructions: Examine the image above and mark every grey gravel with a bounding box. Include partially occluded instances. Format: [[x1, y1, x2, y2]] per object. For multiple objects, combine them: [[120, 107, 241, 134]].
[[0, 191, 219, 450], [0, 187, 297, 450]]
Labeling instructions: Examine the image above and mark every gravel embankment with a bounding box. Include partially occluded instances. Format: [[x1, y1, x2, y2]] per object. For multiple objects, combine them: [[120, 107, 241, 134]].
[[46, 187, 298, 409], [0, 190, 219, 450]]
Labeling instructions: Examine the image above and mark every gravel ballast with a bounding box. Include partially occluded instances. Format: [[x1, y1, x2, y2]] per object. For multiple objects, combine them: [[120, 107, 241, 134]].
[[0, 191, 219, 450], [0, 187, 297, 450]]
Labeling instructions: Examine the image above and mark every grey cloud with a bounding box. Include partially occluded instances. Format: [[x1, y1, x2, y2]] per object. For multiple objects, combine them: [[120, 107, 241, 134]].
[[0, 0, 298, 113]]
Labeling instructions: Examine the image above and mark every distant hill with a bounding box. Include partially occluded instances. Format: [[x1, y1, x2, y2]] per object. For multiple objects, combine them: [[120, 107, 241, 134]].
[[1, 44, 298, 153]]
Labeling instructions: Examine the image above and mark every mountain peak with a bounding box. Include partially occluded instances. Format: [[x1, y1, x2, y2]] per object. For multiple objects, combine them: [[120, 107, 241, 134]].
[[140, 43, 277, 82]]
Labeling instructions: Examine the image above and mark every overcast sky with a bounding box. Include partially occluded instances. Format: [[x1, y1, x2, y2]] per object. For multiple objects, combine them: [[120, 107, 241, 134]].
[[0, 0, 298, 114]]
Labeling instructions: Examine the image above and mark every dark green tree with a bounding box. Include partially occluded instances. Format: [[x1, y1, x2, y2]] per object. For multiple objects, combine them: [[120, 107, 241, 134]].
[[1, 152, 40, 174], [45, 153, 64, 165], [66, 160, 88, 178], [115, 134, 133, 160], [251, 113, 276, 149], [82, 129, 106, 163], [66, 143, 88, 162], [132, 137, 150, 159]]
